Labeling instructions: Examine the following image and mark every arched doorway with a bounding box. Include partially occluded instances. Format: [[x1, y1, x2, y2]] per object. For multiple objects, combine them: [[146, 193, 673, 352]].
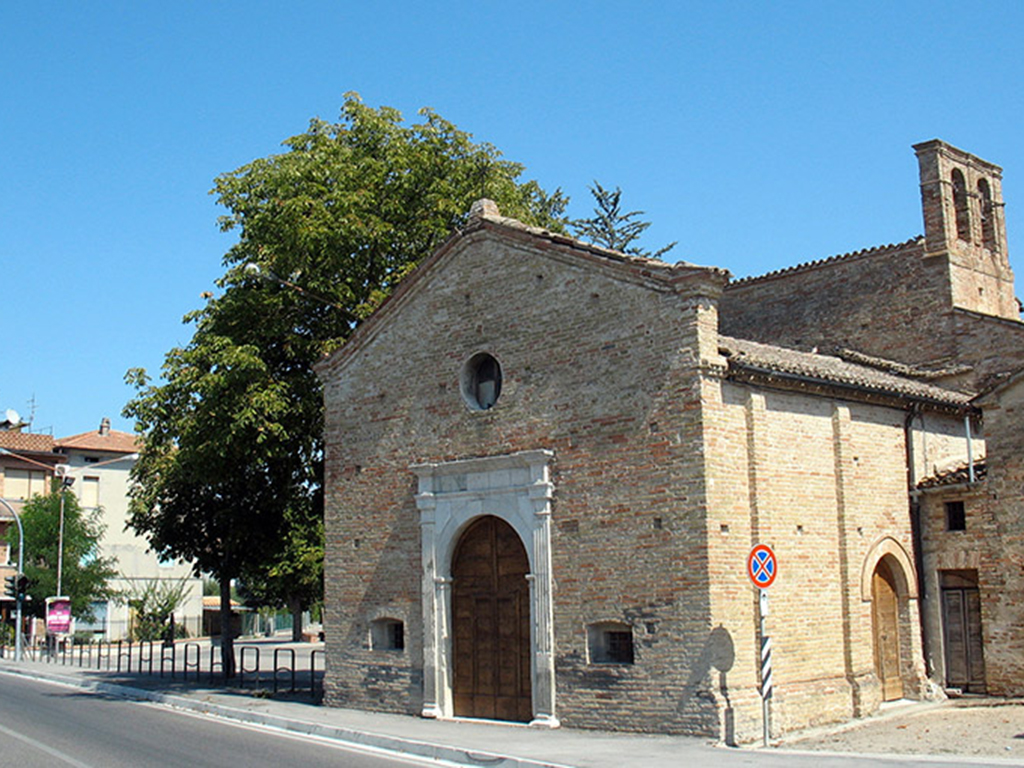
[[451, 515, 532, 722], [872, 557, 904, 701]]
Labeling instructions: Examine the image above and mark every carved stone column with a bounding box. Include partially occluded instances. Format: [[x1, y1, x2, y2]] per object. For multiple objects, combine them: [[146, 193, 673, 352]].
[[414, 483, 442, 718], [527, 455, 559, 727]]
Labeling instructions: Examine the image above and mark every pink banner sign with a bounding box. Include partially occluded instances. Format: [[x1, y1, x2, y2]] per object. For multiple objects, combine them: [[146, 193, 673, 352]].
[[46, 597, 72, 634]]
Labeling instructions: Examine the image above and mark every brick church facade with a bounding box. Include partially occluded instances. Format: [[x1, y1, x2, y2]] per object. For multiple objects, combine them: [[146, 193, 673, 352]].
[[317, 140, 1022, 742]]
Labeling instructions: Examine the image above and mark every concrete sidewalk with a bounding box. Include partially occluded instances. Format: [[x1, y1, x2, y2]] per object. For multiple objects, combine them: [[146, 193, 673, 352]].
[[0, 657, 1018, 768]]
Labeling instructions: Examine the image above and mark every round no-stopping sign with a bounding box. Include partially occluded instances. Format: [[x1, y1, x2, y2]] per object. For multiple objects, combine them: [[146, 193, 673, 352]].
[[747, 544, 778, 589]]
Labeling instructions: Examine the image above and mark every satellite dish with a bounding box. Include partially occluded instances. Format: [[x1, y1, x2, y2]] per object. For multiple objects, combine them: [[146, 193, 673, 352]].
[[5, 409, 20, 425]]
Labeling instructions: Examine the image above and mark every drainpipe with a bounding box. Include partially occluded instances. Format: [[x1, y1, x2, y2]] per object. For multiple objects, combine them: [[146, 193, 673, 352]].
[[964, 413, 975, 483], [904, 407, 931, 676]]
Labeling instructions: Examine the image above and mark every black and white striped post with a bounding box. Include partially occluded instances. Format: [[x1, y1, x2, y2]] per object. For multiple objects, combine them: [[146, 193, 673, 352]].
[[747, 544, 777, 747], [759, 589, 772, 746]]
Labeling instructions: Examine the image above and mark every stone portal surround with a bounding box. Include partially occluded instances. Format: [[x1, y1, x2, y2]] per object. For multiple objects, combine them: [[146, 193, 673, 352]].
[[412, 450, 558, 727]]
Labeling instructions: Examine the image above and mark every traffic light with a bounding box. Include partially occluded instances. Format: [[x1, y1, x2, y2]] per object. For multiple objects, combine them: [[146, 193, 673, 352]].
[[3, 575, 15, 599], [15, 575, 28, 599]]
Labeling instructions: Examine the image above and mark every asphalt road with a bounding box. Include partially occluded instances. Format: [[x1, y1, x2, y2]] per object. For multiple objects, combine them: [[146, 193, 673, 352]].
[[0, 673, 440, 768]]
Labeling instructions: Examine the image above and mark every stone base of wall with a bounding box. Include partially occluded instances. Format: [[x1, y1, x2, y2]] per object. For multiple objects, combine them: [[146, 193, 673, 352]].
[[324, 661, 423, 716], [771, 675, 860, 738]]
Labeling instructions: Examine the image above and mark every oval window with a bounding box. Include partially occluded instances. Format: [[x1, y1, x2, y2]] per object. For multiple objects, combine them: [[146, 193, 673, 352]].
[[461, 353, 503, 411]]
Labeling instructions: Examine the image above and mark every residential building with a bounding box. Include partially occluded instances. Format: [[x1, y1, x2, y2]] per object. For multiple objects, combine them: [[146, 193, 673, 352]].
[[54, 418, 204, 639], [0, 428, 63, 626]]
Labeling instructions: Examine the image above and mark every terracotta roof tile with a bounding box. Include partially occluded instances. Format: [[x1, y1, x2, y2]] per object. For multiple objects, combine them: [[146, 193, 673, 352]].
[[0, 431, 57, 454], [56, 428, 139, 454], [202, 595, 243, 609], [834, 348, 973, 381], [917, 460, 987, 489], [719, 336, 974, 408]]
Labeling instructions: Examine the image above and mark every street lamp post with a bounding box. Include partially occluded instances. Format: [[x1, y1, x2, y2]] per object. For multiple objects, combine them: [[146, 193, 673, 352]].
[[53, 467, 75, 598], [0, 497, 26, 661], [243, 263, 355, 317]]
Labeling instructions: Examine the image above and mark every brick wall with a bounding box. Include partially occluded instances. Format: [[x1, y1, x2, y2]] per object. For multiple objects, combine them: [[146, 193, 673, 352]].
[[701, 379, 960, 739], [977, 377, 1024, 693], [720, 240, 962, 368], [320, 221, 729, 734], [921, 375, 1024, 696]]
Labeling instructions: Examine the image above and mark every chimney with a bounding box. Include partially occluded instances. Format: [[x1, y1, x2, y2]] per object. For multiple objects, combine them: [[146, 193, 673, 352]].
[[99, 417, 111, 436], [468, 199, 500, 223]]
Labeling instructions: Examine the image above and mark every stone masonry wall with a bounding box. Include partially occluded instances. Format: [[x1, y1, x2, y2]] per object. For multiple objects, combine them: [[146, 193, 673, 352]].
[[919, 385, 1024, 699], [975, 377, 1024, 694], [320, 224, 726, 734], [948, 310, 1024, 387], [918, 485, 987, 691], [719, 241, 961, 369]]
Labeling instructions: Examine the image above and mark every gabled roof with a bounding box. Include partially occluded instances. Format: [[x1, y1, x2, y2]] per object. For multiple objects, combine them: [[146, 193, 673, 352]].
[[56, 428, 138, 454], [719, 336, 974, 410], [0, 431, 58, 455], [316, 199, 729, 379]]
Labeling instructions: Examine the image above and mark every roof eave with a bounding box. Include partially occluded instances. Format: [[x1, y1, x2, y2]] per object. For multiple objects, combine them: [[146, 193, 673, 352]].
[[726, 361, 974, 414]]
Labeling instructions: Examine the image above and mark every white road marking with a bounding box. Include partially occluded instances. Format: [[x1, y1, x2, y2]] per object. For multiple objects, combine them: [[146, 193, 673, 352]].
[[0, 720, 96, 768]]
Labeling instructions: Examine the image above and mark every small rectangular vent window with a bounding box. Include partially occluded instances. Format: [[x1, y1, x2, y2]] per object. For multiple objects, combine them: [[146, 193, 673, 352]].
[[946, 501, 966, 531], [371, 618, 405, 651], [587, 622, 635, 664]]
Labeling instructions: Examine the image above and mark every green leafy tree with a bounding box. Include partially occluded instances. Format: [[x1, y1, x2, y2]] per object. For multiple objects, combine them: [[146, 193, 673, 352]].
[[128, 578, 193, 642], [6, 487, 119, 621], [571, 181, 676, 258], [125, 93, 568, 675], [124, 341, 295, 676], [237, 502, 324, 642]]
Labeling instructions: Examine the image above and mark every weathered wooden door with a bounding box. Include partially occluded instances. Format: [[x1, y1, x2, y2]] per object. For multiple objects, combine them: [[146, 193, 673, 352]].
[[451, 516, 532, 722], [872, 559, 903, 701], [941, 570, 986, 693]]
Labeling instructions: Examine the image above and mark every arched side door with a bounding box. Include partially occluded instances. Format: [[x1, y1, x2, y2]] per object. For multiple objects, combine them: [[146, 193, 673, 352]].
[[451, 516, 532, 722], [872, 557, 903, 701]]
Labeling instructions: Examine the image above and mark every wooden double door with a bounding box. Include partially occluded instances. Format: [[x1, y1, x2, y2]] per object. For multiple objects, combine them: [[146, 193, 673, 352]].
[[451, 516, 532, 722], [941, 570, 986, 693]]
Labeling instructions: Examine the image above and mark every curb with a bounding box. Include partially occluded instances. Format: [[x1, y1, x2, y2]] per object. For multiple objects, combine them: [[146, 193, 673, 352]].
[[0, 665, 573, 768], [766, 746, 1024, 767]]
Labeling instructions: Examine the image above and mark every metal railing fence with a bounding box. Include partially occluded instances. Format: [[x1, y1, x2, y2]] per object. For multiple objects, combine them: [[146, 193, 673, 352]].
[[0, 638, 324, 700]]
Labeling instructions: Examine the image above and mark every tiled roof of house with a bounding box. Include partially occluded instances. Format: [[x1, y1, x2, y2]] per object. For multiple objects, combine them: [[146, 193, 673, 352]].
[[56, 427, 138, 454], [727, 237, 923, 286], [719, 336, 974, 409], [917, 460, 987, 489], [202, 595, 244, 609], [0, 431, 57, 454]]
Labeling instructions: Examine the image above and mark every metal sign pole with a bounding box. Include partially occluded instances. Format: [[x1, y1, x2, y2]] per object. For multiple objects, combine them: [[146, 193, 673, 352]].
[[747, 543, 777, 748], [759, 588, 772, 747]]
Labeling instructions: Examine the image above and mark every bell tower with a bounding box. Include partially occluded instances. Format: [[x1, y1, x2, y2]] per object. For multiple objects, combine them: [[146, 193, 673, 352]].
[[914, 139, 1018, 320]]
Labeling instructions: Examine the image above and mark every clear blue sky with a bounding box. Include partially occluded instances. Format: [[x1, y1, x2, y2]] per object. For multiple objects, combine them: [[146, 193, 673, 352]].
[[3, 2, 1022, 437]]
